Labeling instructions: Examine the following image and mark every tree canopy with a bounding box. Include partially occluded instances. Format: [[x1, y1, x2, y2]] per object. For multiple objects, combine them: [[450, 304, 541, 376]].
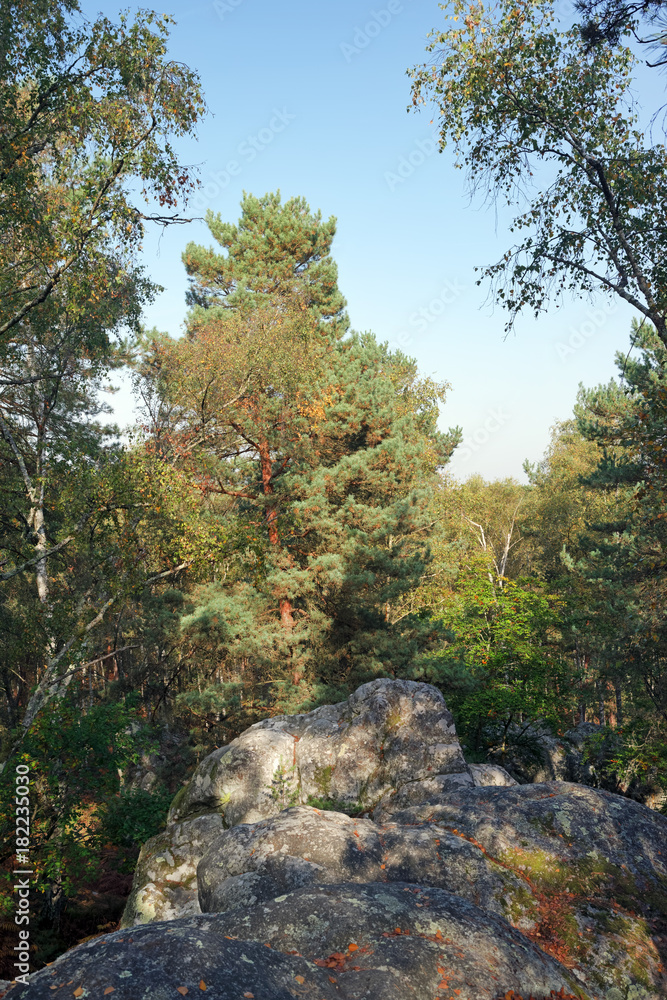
[[408, 0, 667, 341]]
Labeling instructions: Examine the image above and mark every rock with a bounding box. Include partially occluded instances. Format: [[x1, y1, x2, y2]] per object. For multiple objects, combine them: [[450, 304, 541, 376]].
[[15, 883, 585, 1000], [197, 805, 526, 918], [121, 813, 224, 927], [193, 785, 667, 996], [168, 678, 473, 827], [386, 781, 667, 996], [469, 762, 518, 787]]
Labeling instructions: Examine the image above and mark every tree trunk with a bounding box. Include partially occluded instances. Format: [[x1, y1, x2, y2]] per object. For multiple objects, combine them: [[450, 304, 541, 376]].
[[258, 436, 295, 629], [615, 677, 623, 727]]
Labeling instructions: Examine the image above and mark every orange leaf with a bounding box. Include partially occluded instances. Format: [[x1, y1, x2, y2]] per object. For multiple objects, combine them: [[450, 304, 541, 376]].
[[104, 991, 115, 996], [177, 989, 188, 996], [380, 864, 386, 869], [328, 977, 337, 983], [243, 994, 254, 999], [294, 975, 305, 984], [348, 943, 358, 952], [73, 990, 83, 998], [199, 983, 207, 992]]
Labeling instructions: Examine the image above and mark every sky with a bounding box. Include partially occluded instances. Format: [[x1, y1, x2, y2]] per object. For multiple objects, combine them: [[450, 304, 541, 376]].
[[82, 0, 651, 482]]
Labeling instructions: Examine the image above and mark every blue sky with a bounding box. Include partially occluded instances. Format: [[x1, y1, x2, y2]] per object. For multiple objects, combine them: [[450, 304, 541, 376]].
[[84, 0, 646, 482]]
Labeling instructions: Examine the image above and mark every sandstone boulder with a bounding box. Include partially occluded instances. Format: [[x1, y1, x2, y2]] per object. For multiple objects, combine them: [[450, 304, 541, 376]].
[[196, 804, 526, 918], [387, 781, 667, 996], [192, 784, 667, 996], [167, 678, 473, 827], [470, 762, 517, 786], [120, 813, 224, 927], [16, 883, 585, 1000]]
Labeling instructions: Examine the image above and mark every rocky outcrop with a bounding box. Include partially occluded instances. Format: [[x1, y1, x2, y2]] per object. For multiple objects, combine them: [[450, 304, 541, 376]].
[[121, 813, 224, 926], [17, 884, 585, 1000], [38, 679, 666, 1000], [122, 678, 475, 926], [196, 804, 528, 917], [168, 678, 473, 827]]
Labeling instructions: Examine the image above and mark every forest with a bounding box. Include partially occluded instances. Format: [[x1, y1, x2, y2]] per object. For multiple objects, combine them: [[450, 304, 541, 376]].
[[0, 0, 666, 976]]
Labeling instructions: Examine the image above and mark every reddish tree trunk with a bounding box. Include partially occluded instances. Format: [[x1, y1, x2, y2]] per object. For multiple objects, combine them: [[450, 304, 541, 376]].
[[258, 436, 295, 630]]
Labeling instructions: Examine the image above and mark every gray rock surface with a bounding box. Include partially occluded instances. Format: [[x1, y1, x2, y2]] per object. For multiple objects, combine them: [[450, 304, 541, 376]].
[[388, 781, 667, 996], [16, 883, 586, 1000], [31, 679, 658, 1000], [121, 813, 224, 927], [196, 804, 525, 918], [470, 762, 518, 786], [168, 678, 473, 828], [192, 786, 667, 996]]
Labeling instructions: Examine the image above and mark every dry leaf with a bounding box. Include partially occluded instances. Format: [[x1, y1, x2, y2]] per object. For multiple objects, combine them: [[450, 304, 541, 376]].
[[176, 988, 188, 996], [104, 990, 115, 996], [243, 994, 254, 999], [199, 983, 207, 992], [348, 943, 358, 952], [294, 975, 305, 984], [73, 989, 83, 998]]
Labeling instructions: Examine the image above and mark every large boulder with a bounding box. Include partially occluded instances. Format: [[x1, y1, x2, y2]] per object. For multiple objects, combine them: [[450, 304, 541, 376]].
[[192, 785, 667, 996], [196, 805, 526, 918], [168, 678, 473, 827], [120, 813, 224, 927], [123, 679, 476, 928], [387, 781, 667, 996], [16, 883, 585, 1000], [92, 682, 659, 1000]]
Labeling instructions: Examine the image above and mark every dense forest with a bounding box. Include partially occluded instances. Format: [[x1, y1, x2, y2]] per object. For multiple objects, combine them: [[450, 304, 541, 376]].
[[1, 0, 666, 974]]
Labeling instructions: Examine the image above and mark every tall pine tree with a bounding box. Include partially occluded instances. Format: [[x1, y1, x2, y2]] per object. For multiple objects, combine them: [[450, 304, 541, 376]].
[[141, 193, 460, 709]]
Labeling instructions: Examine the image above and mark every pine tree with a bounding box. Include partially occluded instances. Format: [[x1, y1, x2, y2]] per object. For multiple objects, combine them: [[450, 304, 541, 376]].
[[182, 190, 349, 339], [143, 193, 460, 708]]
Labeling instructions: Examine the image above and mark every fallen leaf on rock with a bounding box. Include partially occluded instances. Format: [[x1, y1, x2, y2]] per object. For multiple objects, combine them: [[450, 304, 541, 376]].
[[104, 990, 115, 995], [348, 943, 358, 952], [73, 990, 83, 998], [199, 982, 207, 991], [294, 975, 305, 984], [176, 988, 188, 995], [243, 993, 254, 998]]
